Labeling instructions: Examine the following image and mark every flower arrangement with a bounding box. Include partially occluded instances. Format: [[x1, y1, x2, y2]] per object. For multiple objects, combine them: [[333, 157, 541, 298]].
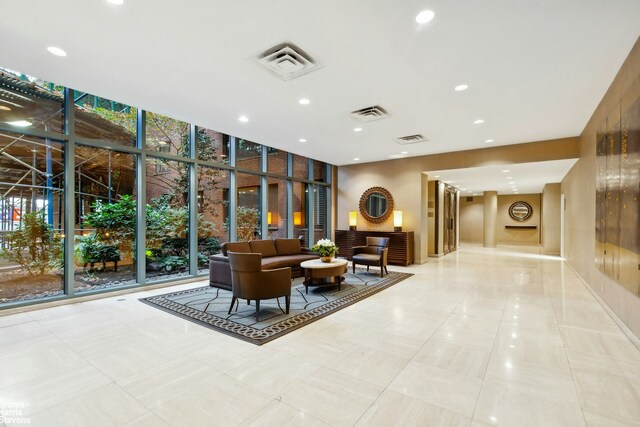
[[311, 239, 338, 260]]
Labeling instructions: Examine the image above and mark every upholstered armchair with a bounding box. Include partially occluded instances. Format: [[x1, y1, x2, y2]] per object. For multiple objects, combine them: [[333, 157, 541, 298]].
[[351, 237, 390, 277], [227, 251, 291, 322]]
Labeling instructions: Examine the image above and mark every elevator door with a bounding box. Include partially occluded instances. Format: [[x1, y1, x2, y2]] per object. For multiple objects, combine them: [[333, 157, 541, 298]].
[[443, 187, 457, 254]]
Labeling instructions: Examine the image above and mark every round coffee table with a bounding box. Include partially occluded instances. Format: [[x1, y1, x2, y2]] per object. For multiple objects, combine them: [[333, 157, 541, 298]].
[[300, 258, 348, 294]]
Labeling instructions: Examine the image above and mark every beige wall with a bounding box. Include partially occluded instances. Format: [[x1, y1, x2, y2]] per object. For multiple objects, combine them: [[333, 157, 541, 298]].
[[337, 137, 579, 263], [542, 183, 561, 255], [562, 37, 640, 338], [460, 195, 484, 243], [460, 194, 542, 245], [497, 194, 541, 245]]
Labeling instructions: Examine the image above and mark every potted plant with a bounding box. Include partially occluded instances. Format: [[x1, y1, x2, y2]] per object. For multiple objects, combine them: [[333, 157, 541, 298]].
[[311, 239, 338, 263]]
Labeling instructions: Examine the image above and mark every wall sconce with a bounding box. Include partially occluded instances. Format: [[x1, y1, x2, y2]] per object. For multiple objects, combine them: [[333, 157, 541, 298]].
[[267, 212, 272, 225], [293, 211, 302, 226], [349, 211, 357, 231], [393, 210, 403, 232]]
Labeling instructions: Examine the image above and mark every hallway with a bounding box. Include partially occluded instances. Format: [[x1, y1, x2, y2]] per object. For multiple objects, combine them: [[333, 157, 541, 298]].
[[1, 245, 639, 426]]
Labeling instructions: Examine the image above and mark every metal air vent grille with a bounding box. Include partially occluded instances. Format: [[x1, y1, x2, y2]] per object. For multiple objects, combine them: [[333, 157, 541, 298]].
[[257, 42, 320, 81], [350, 105, 389, 122], [394, 134, 428, 145]]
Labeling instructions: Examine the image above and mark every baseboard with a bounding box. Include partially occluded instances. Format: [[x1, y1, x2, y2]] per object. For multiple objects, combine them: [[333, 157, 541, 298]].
[[564, 262, 640, 350]]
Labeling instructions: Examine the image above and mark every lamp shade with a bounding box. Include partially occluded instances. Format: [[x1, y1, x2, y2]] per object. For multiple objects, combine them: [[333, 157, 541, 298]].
[[293, 211, 302, 226], [348, 211, 357, 226], [393, 210, 403, 227], [267, 212, 272, 225]]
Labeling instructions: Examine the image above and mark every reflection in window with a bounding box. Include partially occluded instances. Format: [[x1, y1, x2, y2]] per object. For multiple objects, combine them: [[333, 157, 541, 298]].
[[267, 149, 288, 175], [292, 181, 308, 246], [145, 157, 190, 281], [314, 160, 328, 182], [146, 112, 190, 156], [0, 131, 64, 304], [74, 146, 136, 292], [0, 68, 64, 133], [314, 185, 328, 242], [196, 127, 229, 164], [74, 92, 136, 146], [267, 179, 288, 239], [236, 139, 262, 171], [197, 165, 229, 272], [292, 154, 309, 180], [237, 173, 261, 241]]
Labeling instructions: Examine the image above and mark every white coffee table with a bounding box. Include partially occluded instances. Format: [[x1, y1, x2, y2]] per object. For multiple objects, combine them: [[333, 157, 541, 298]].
[[299, 258, 348, 294]]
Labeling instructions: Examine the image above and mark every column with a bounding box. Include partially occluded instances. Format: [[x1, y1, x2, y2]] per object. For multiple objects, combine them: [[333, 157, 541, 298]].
[[483, 191, 497, 248]]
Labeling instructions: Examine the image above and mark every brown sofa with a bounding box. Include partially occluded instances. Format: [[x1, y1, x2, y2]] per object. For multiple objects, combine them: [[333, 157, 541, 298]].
[[209, 238, 319, 290]]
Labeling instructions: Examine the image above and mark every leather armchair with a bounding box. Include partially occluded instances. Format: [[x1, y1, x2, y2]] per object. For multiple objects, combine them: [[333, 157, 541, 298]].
[[227, 251, 291, 322], [351, 237, 390, 277]]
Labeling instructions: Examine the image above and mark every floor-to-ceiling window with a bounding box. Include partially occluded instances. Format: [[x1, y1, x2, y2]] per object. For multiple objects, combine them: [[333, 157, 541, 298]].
[[0, 66, 332, 308], [0, 131, 65, 304]]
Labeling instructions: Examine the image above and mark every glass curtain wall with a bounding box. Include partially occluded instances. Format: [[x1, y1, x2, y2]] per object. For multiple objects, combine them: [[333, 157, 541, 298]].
[[145, 157, 190, 281], [0, 66, 332, 308], [0, 131, 64, 304], [74, 146, 136, 292]]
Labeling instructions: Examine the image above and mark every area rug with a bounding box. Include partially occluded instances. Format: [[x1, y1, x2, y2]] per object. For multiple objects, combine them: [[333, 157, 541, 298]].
[[140, 268, 413, 345]]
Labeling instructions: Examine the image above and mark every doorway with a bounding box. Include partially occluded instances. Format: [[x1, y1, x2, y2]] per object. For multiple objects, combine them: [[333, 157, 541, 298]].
[[443, 185, 457, 254]]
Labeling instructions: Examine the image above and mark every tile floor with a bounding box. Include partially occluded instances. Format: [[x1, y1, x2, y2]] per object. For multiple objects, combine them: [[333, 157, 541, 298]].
[[1, 244, 639, 426]]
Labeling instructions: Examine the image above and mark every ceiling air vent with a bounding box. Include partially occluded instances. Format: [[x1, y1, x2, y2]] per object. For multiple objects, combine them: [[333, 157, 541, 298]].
[[350, 105, 389, 122], [257, 42, 320, 81], [394, 134, 428, 145]]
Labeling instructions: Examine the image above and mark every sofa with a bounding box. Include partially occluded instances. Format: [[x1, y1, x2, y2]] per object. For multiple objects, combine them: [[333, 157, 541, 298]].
[[209, 238, 319, 290]]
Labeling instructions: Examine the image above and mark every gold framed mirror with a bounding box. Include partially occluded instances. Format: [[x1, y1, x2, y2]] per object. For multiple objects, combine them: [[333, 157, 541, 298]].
[[359, 187, 394, 224], [509, 201, 533, 222]]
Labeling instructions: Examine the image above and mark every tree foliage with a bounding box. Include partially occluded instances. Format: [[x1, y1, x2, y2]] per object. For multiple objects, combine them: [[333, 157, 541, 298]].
[[0, 211, 62, 275]]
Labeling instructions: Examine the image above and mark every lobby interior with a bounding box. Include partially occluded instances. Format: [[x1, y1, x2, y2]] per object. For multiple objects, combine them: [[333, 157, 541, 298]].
[[1, 1, 640, 426]]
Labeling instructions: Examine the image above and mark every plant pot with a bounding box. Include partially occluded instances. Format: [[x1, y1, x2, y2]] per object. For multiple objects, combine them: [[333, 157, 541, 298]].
[[320, 256, 332, 263]]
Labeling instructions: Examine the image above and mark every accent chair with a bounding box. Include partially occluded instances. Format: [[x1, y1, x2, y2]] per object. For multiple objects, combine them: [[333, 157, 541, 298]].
[[227, 251, 291, 322], [351, 236, 390, 277]]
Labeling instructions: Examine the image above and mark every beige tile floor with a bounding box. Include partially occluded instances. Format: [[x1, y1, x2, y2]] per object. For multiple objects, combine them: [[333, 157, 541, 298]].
[[1, 244, 639, 427]]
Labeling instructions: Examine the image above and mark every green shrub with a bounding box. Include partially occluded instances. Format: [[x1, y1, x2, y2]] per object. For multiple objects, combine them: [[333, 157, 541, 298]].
[[0, 211, 62, 275]]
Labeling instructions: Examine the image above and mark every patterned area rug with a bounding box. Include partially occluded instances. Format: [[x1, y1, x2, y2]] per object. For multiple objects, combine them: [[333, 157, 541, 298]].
[[140, 268, 413, 345]]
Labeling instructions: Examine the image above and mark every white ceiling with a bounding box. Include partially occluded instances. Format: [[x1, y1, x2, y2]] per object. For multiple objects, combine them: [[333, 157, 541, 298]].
[[427, 159, 578, 195], [0, 1, 639, 167]]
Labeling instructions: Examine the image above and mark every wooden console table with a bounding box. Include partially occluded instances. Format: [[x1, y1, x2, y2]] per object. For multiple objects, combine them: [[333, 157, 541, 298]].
[[335, 230, 414, 266]]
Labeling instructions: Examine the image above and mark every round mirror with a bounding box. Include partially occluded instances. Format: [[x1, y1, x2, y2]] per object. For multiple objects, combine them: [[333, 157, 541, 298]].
[[359, 187, 394, 224], [365, 192, 388, 218], [509, 201, 533, 222]]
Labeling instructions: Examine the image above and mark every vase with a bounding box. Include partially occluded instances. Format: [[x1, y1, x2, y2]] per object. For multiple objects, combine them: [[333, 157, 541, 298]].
[[320, 256, 332, 263]]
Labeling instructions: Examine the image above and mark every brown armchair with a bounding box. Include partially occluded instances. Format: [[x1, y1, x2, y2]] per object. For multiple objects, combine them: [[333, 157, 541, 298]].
[[227, 251, 292, 322], [351, 237, 390, 277]]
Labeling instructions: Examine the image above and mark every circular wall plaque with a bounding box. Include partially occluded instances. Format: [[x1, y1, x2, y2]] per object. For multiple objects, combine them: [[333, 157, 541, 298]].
[[509, 201, 533, 222]]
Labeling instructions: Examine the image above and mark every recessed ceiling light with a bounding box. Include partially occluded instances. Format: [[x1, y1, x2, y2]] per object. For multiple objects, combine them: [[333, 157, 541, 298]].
[[461, 188, 467, 191], [502, 169, 510, 173], [298, 138, 307, 143], [0, 106, 10, 111], [353, 127, 362, 132], [353, 157, 360, 161], [508, 182, 516, 185], [6, 120, 32, 127], [485, 139, 494, 143], [238, 115, 248, 123], [298, 98, 310, 105], [473, 119, 484, 125], [415, 10, 435, 24], [434, 175, 440, 178], [107, 0, 124, 4], [506, 176, 513, 179], [400, 151, 408, 154], [454, 84, 468, 92], [47, 46, 67, 57]]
